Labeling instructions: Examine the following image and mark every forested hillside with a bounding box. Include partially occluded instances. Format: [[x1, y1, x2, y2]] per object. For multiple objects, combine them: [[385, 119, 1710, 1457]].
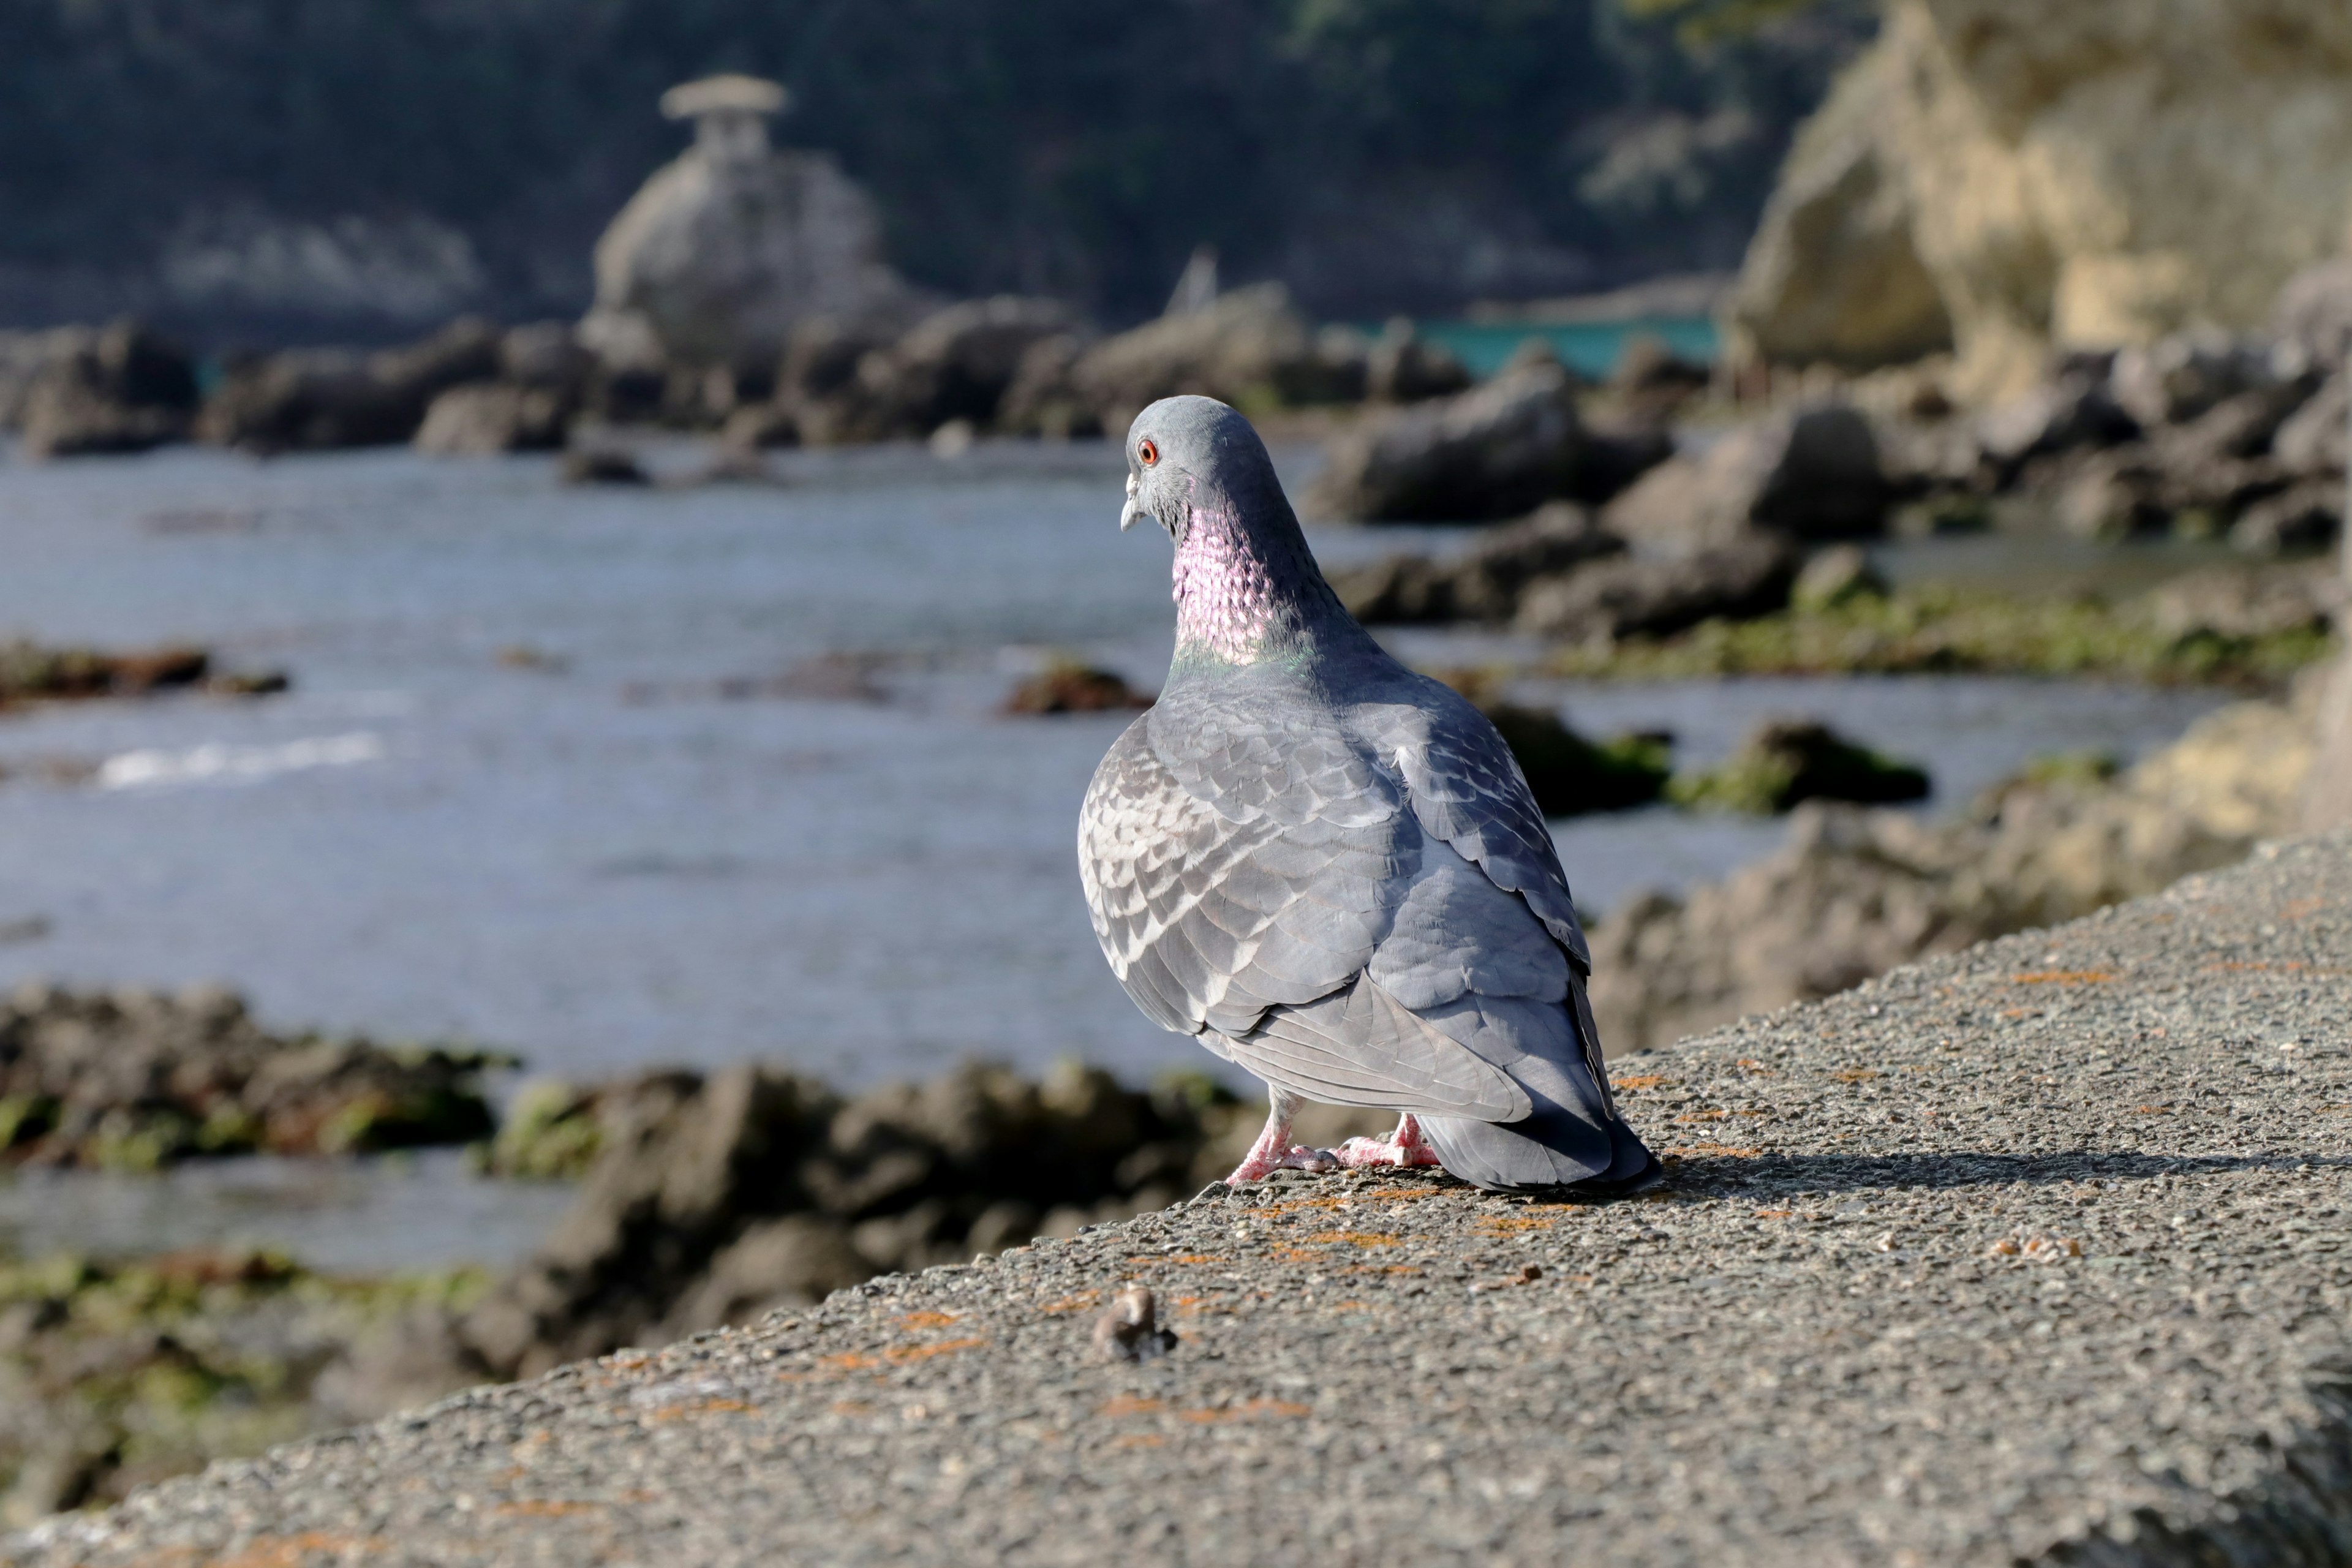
[[0, 0, 1866, 339]]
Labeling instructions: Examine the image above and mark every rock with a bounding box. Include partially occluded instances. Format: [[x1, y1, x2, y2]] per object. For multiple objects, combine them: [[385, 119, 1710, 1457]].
[[2132, 565, 2335, 643], [1307, 353, 1657, 524], [1721, 20, 1954, 372], [2271, 374, 2348, 479], [0, 328, 93, 431], [1607, 333, 1711, 424], [2271, 258, 2352, 376], [1068, 283, 1340, 433], [1665, 718, 1930, 815], [199, 317, 502, 453], [579, 77, 911, 375], [1589, 693, 2315, 1053], [1329, 502, 1626, 625], [17, 320, 198, 459], [413, 383, 571, 455], [1973, 376, 2138, 474], [1789, 545, 1888, 612], [2053, 448, 2171, 541], [1365, 319, 1472, 404], [1001, 660, 1152, 715], [0, 640, 287, 704], [2110, 332, 2280, 430], [0, 984, 501, 1169], [1513, 533, 1802, 642], [794, 296, 1084, 443], [498, 322, 597, 394], [1602, 404, 1889, 554], [997, 334, 1105, 440], [1474, 704, 1671, 816], [1729, 2, 2352, 399], [2230, 483, 2342, 556], [560, 448, 649, 486], [1092, 1285, 1178, 1363], [720, 401, 801, 451]]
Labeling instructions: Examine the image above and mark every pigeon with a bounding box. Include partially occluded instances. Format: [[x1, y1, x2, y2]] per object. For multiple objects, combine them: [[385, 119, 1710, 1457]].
[[1078, 395, 1659, 1193]]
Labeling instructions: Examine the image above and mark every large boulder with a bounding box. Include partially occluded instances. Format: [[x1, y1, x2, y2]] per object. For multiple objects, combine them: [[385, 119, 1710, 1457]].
[[1602, 403, 1890, 554], [18, 320, 198, 459], [579, 77, 911, 374], [200, 317, 501, 452], [1728, 1, 2352, 399], [1307, 352, 1666, 523]]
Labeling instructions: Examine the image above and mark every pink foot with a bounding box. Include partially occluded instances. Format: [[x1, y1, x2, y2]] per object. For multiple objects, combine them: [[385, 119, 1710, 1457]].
[[1331, 1113, 1444, 1170], [1223, 1091, 1343, 1185]]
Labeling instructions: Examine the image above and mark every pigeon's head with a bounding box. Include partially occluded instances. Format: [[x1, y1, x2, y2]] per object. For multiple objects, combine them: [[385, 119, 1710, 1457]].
[[1118, 395, 1287, 546]]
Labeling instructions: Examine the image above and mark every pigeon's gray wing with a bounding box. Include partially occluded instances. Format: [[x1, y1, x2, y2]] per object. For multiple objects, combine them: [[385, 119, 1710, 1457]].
[[1365, 686, 1593, 975], [1078, 707, 1528, 1120]]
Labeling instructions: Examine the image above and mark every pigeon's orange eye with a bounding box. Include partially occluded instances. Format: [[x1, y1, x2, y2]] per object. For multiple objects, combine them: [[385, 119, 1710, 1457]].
[[1137, 438, 1159, 467]]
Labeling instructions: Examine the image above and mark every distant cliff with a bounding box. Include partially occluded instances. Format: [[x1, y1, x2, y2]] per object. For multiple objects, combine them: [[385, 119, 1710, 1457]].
[[1729, 0, 2352, 398]]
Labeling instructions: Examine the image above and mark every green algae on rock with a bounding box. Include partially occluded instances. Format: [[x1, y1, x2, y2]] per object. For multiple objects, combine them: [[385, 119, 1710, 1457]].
[[0, 986, 506, 1171], [1667, 717, 1929, 815], [1545, 580, 2335, 687]]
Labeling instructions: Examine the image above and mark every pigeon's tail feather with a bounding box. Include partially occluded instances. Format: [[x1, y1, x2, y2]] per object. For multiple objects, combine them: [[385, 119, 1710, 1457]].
[[1417, 996, 1659, 1195], [1419, 1104, 1659, 1194]]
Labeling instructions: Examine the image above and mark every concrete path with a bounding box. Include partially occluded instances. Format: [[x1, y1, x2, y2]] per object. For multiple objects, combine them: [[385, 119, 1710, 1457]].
[[11, 834, 2351, 1567]]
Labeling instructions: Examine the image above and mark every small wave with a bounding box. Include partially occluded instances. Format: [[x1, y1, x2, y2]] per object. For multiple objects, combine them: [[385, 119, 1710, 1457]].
[[97, 733, 386, 791]]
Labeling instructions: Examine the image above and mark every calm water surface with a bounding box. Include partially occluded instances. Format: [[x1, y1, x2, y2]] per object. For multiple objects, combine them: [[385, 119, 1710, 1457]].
[[0, 439, 2228, 1264]]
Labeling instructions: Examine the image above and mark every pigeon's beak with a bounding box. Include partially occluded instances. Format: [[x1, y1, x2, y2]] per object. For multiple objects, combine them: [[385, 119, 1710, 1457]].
[[1119, 470, 1145, 532]]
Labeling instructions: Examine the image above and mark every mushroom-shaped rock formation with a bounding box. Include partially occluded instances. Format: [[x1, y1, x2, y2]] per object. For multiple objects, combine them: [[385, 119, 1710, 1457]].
[[579, 74, 913, 377]]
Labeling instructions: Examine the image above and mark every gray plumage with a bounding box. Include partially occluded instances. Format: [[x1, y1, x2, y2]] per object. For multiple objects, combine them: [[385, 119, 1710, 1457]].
[[1079, 395, 1656, 1193]]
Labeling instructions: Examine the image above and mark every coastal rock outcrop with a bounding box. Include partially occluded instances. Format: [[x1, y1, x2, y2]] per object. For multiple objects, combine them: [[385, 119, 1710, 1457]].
[[1601, 402, 1889, 553], [1589, 690, 2318, 1053], [1307, 349, 1665, 523], [17, 320, 198, 460], [200, 317, 502, 453], [0, 984, 501, 1168], [1727, 1, 2352, 399], [579, 76, 911, 377]]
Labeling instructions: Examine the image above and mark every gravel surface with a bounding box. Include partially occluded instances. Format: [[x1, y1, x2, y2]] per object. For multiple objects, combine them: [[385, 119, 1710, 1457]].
[[11, 834, 2351, 1567]]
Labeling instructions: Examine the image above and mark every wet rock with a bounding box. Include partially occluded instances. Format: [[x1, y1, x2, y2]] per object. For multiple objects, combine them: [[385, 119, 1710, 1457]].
[[18, 320, 199, 460], [0, 641, 286, 707], [1665, 718, 1929, 815], [1308, 352, 1656, 523], [1330, 502, 1625, 625], [199, 317, 502, 453], [0, 984, 502, 1169], [498, 322, 597, 395], [659, 1215, 872, 1339], [1603, 403, 1889, 554], [413, 383, 571, 455], [2054, 447, 2172, 541], [1001, 660, 1152, 715], [1513, 533, 1801, 642]]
